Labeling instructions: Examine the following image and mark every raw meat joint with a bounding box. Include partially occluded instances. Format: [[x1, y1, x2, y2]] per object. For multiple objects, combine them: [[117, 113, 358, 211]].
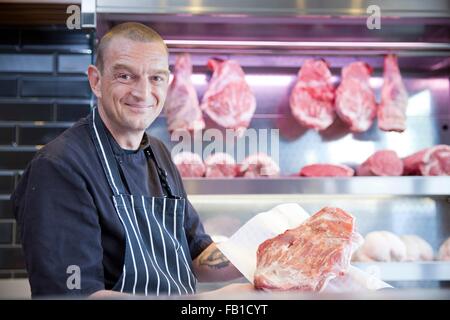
[[403, 144, 450, 176], [438, 237, 450, 261], [254, 207, 363, 292], [200, 59, 256, 136], [356, 150, 403, 176], [172, 151, 205, 177], [289, 59, 336, 131], [352, 231, 407, 262], [401, 235, 434, 262], [164, 53, 205, 132], [378, 54, 409, 132], [335, 62, 377, 132], [204, 152, 237, 178], [353, 231, 435, 262], [238, 153, 280, 177], [299, 164, 354, 177]]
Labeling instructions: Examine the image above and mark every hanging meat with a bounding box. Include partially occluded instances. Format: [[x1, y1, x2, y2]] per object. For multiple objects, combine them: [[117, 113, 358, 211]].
[[335, 62, 377, 132], [254, 207, 363, 292], [204, 152, 237, 178], [200, 59, 256, 136], [403, 145, 450, 176], [378, 54, 409, 132], [238, 153, 280, 177], [164, 53, 205, 132], [299, 164, 354, 177], [356, 150, 404, 176], [289, 59, 336, 131], [172, 151, 205, 178]]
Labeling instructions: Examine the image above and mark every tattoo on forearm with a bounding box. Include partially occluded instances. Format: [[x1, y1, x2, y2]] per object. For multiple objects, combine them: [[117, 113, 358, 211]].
[[199, 248, 230, 269]]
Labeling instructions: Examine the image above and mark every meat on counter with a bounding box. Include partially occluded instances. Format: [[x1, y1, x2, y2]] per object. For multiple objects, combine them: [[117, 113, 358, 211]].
[[335, 62, 377, 132], [356, 150, 403, 176], [400, 235, 434, 262], [438, 237, 450, 261], [403, 144, 450, 176], [289, 59, 336, 131], [204, 152, 237, 178], [238, 153, 280, 177], [378, 54, 409, 132], [173, 151, 205, 177], [254, 207, 363, 292], [164, 53, 205, 132], [200, 58, 256, 136], [299, 164, 354, 177], [352, 231, 407, 262]]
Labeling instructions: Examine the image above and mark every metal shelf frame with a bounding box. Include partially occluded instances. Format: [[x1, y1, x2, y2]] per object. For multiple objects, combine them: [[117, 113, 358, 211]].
[[183, 177, 450, 196]]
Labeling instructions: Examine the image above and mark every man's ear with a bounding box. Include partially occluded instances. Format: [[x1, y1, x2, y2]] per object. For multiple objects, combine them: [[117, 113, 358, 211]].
[[87, 65, 102, 99]]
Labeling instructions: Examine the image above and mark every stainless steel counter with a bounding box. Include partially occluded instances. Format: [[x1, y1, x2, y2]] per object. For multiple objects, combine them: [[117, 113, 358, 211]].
[[354, 262, 450, 281], [183, 177, 450, 196]]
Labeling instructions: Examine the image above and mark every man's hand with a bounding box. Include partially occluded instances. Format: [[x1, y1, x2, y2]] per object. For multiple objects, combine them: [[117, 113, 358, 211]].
[[197, 283, 257, 299], [89, 290, 133, 299], [192, 243, 243, 282]]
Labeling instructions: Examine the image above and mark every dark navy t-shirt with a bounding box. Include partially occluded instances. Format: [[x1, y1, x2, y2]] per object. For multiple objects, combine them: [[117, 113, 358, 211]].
[[11, 113, 212, 297]]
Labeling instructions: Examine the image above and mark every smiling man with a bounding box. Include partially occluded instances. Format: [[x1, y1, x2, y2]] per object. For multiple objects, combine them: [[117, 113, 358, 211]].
[[12, 22, 247, 298]]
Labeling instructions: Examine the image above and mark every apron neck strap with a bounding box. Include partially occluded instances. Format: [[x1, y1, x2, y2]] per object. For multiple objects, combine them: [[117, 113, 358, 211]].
[[89, 107, 126, 196], [144, 146, 181, 199]]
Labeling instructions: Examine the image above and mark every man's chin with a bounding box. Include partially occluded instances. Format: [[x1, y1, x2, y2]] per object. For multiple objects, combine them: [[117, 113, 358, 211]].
[[127, 120, 155, 132]]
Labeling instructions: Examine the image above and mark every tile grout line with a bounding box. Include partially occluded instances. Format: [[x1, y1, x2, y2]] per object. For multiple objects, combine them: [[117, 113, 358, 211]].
[[12, 220, 16, 245]]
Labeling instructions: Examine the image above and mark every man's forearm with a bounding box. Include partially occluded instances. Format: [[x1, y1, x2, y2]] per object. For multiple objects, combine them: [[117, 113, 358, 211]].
[[89, 290, 132, 299], [192, 243, 243, 282]]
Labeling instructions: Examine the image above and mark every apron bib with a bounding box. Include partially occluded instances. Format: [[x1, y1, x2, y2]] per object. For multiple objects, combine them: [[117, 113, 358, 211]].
[[89, 107, 196, 296]]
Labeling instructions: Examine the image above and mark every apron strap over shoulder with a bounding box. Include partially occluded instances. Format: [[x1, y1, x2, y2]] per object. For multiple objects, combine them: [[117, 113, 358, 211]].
[[89, 107, 127, 196]]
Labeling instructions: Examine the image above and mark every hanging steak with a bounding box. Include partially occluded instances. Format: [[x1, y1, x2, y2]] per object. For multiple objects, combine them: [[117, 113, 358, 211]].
[[289, 59, 336, 131], [164, 53, 205, 132], [204, 152, 237, 178], [172, 151, 205, 177], [200, 59, 256, 136], [352, 231, 406, 262], [356, 150, 403, 176], [254, 207, 363, 292], [400, 235, 434, 262], [238, 153, 280, 177], [299, 164, 354, 177], [335, 62, 377, 132], [438, 237, 450, 261], [403, 145, 450, 176], [378, 54, 409, 132]]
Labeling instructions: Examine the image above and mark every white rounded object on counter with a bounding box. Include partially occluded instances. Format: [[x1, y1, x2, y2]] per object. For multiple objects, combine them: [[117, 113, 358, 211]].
[[400, 235, 434, 261], [172, 151, 205, 177], [438, 237, 450, 261], [238, 153, 280, 177], [204, 152, 237, 178], [353, 231, 407, 262]]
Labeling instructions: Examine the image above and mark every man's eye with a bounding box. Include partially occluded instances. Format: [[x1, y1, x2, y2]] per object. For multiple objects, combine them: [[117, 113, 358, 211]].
[[151, 75, 165, 83], [118, 74, 132, 81]]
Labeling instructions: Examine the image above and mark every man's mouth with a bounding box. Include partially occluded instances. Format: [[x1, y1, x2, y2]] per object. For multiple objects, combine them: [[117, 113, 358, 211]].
[[125, 103, 153, 111]]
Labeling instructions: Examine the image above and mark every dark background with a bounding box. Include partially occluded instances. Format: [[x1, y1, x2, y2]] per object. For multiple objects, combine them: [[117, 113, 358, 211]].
[[0, 3, 94, 279]]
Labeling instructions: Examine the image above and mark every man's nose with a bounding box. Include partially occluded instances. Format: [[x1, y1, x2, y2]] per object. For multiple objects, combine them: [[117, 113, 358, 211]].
[[131, 78, 156, 105]]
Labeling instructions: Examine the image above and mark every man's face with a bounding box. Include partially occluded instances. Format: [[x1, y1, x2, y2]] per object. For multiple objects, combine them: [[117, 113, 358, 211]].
[[96, 37, 169, 134]]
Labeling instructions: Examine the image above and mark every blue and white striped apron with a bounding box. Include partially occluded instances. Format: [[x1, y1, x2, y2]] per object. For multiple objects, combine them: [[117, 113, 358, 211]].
[[89, 107, 196, 296]]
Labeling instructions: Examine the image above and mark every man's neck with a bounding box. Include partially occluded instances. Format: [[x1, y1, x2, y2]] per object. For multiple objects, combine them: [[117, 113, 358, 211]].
[[98, 107, 144, 151]]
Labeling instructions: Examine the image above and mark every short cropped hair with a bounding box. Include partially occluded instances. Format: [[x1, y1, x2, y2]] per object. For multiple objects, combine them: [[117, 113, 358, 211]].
[[95, 22, 168, 72]]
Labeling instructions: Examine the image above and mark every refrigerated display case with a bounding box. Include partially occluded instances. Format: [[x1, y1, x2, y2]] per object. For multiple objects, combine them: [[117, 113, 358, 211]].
[[91, 0, 450, 291]]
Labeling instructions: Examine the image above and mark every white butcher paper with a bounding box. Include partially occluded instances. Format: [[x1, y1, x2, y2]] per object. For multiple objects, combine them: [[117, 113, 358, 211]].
[[216, 203, 392, 292]]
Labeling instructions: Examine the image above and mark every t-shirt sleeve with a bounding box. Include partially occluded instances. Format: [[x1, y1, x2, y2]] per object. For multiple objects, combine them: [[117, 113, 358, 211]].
[[11, 155, 105, 297], [153, 140, 213, 260]]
